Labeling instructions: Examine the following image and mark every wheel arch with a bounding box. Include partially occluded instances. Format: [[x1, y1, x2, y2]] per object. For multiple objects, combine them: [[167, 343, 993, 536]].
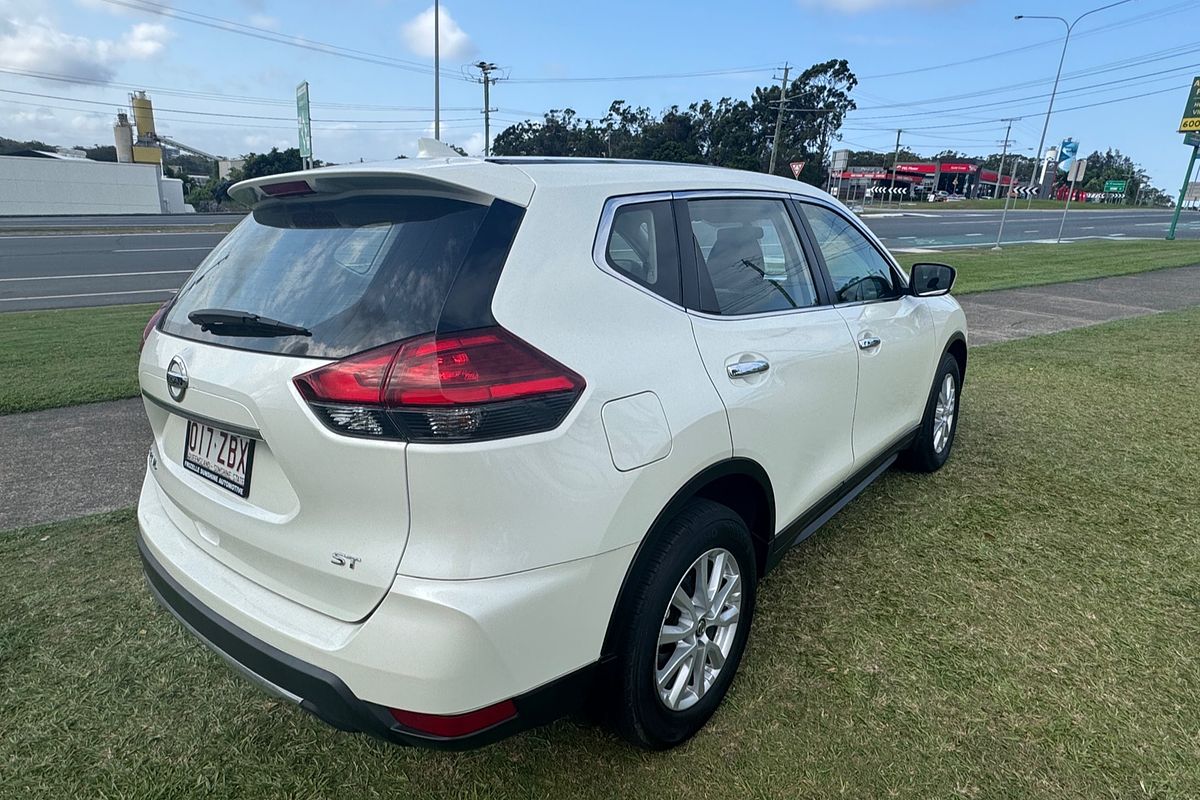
[[599, 458, 774, 659], [943, 331, 968, 380]]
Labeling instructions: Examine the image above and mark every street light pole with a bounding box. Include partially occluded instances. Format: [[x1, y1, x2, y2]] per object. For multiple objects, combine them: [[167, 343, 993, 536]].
[[1015, 1, 1131, 209], [433, 0, 440, 141]]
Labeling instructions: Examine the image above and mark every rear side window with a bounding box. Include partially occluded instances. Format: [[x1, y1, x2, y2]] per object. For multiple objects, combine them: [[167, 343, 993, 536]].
[[688, 197, 819, 316], [161, 195, 495, 357], [604, 200, 681, 304]]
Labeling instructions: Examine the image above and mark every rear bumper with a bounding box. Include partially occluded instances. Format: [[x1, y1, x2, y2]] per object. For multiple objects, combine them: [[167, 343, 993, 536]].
[[138, 532, 599, 749]]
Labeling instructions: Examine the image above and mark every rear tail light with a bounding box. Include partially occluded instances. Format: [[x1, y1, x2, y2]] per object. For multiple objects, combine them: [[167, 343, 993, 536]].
[[140, 300, 172, 352], [388, 699, 516, 738], [293, 327, 585, 443]]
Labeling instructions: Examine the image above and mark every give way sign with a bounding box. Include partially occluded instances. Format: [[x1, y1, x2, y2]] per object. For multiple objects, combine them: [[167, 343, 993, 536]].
[[789, 161, 805, 179]]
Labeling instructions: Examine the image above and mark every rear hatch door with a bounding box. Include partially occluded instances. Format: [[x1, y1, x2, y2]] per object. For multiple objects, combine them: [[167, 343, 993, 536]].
[[141, 171, 530, 621]]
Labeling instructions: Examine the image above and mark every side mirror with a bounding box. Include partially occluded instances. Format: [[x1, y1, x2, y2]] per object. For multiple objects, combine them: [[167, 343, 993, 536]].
[[909, 262, 956, 297]]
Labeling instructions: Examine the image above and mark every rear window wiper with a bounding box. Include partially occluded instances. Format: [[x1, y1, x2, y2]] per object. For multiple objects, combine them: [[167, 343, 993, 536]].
[[187, 309, 312, 338]]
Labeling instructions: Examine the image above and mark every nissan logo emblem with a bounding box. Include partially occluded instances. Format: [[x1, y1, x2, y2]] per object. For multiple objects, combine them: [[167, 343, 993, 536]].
[[166, 356, 189, 402]]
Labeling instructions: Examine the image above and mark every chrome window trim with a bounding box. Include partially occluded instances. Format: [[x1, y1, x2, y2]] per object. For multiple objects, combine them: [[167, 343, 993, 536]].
[[685, 303, 841, 323], [591, 192, 684, 310]]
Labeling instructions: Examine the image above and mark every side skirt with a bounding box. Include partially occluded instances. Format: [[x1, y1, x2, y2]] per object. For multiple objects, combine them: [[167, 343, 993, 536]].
[[764, 428, 918, 574]]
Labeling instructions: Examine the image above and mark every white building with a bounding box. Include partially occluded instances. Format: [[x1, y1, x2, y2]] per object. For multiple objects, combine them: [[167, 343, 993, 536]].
[[0, 153, 191, 215]]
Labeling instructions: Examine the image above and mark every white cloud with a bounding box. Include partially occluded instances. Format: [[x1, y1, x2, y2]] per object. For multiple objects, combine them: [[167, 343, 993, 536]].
[[798, 0, 964, 12], [0, 4, 173, 83], [459, 131, 485, 156], [248, 13, 279, 30], [401, 5, 474, 59], [124, 22, 173, 58]]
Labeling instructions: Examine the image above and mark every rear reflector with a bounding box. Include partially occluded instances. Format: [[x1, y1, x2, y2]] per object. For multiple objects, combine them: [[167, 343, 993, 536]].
[[293, 327, 584, 443], [259, 180, 315, 197], [388, 699, 517, 738]]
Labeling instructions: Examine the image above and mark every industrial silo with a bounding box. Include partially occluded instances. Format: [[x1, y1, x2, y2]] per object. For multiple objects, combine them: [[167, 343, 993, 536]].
[[113, 111, 134, 163]]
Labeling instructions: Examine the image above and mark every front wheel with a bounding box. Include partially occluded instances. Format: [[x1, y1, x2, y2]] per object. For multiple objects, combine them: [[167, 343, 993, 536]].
[[608, 499, 757, 749], [902, 352, 962, 472]]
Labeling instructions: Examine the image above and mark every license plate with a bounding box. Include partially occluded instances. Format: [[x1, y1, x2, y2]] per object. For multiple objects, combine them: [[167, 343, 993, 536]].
[[182, 419, 255, 498]]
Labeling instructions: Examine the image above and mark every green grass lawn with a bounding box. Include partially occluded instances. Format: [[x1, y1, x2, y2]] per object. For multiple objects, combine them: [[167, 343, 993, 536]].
[[895, 238, 1200, 294], [0, 302, 157, 414], [2, 308, 1197, 799]]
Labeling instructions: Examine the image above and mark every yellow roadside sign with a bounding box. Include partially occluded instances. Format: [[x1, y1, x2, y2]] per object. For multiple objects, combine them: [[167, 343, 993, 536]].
[[1179, 77, 1200, 132]]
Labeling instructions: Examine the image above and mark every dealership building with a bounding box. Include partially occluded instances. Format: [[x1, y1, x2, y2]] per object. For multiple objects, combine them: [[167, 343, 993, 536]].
[[831, 160, 1016, 201]]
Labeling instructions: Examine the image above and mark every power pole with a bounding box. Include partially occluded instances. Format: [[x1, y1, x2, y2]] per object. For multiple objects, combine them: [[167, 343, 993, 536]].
[[433, 0, 440, 140], [995, 118, 1015, 201], [890, 129, 902, 208], [768, 62, 790, 176], [471, 61, 499, 156]]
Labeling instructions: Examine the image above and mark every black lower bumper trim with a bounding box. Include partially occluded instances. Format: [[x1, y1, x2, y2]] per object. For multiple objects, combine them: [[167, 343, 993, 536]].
[[137, 532, 598, 749]]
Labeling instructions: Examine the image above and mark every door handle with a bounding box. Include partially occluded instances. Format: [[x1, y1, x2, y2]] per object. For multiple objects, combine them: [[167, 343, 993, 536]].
[[728, 360, 770, 378], [858, 336, 882, 350]]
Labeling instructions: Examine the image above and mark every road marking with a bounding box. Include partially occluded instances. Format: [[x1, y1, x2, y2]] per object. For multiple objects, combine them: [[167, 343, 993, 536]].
[[1023, 230, 1039, 233], [112, 246, 213, 252], [0, 288, 178, 303], [965, 233, 984, 237], [0, 231, 229, 240], [0, 269, 192, 283], [1080, 226, 1096, 230], [897, 236, 917, 240]]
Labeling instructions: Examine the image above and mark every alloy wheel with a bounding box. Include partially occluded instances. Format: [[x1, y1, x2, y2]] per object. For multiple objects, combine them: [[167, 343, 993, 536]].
[[654, 547, 742, 711]]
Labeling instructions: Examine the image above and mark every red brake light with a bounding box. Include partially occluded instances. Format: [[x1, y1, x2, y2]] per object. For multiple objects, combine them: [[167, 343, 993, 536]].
[[259, 180, 315, 197], [293, 327, 585, 442], [140, 300, 171, 352], [388, 699, 516, 738]]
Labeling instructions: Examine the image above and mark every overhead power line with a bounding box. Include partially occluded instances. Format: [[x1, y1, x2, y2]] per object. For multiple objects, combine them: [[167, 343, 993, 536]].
[[847, 61, 1200, 123], [859, 0, 1200, 80], [97, 0, 470, 81], [0, 66, 478, 112], [841, 82, 1190, 134]]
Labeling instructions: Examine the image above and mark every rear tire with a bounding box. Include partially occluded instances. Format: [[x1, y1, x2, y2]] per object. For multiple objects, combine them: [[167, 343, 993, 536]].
[[902, 352, 962, 472], [607, 499, 757, 749]]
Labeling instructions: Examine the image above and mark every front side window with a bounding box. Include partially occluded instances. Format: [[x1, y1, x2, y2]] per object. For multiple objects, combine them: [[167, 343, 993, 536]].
[[687, 198, 819, 316], [801, 203, 902, 304], [604, 200, 681, 304]]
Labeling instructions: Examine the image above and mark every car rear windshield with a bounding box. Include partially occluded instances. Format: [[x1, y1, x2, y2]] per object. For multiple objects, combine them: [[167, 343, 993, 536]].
[[160, 195, 492, 357]]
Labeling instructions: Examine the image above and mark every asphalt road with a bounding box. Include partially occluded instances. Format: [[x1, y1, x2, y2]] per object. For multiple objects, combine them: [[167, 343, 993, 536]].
[[0, 229, 227, 311], [0, 213, 244, 230], [2, 208, 1199, 311], [864, 207, 1200, 250]]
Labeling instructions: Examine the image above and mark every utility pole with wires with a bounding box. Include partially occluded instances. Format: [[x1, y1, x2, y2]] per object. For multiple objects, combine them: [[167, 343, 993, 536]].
[[768, 62, 790, 176], [470, 61, 500, 156], [889, 129, 902, 208], [994, 118, 1017, 203]]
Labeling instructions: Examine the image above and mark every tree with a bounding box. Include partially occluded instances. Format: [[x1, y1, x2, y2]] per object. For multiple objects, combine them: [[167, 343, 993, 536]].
[[226, 147, 306, 181], [83, 145, 117, 162]]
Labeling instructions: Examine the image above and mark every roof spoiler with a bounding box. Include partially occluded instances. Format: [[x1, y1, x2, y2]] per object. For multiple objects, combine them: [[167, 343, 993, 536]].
[[229, 161, 535, 208]]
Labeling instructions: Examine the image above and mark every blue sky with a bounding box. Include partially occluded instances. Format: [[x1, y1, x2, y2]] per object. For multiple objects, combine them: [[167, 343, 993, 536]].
[[1, 0, 1196, 188]]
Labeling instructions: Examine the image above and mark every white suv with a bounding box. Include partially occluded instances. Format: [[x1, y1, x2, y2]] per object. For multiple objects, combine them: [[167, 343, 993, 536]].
[[137, 156, 967, 750]]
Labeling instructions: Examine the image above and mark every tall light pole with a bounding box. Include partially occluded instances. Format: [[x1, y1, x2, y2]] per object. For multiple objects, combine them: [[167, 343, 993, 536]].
[[433, 0, 440, 141], [1015, 1, 1131, 209]]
